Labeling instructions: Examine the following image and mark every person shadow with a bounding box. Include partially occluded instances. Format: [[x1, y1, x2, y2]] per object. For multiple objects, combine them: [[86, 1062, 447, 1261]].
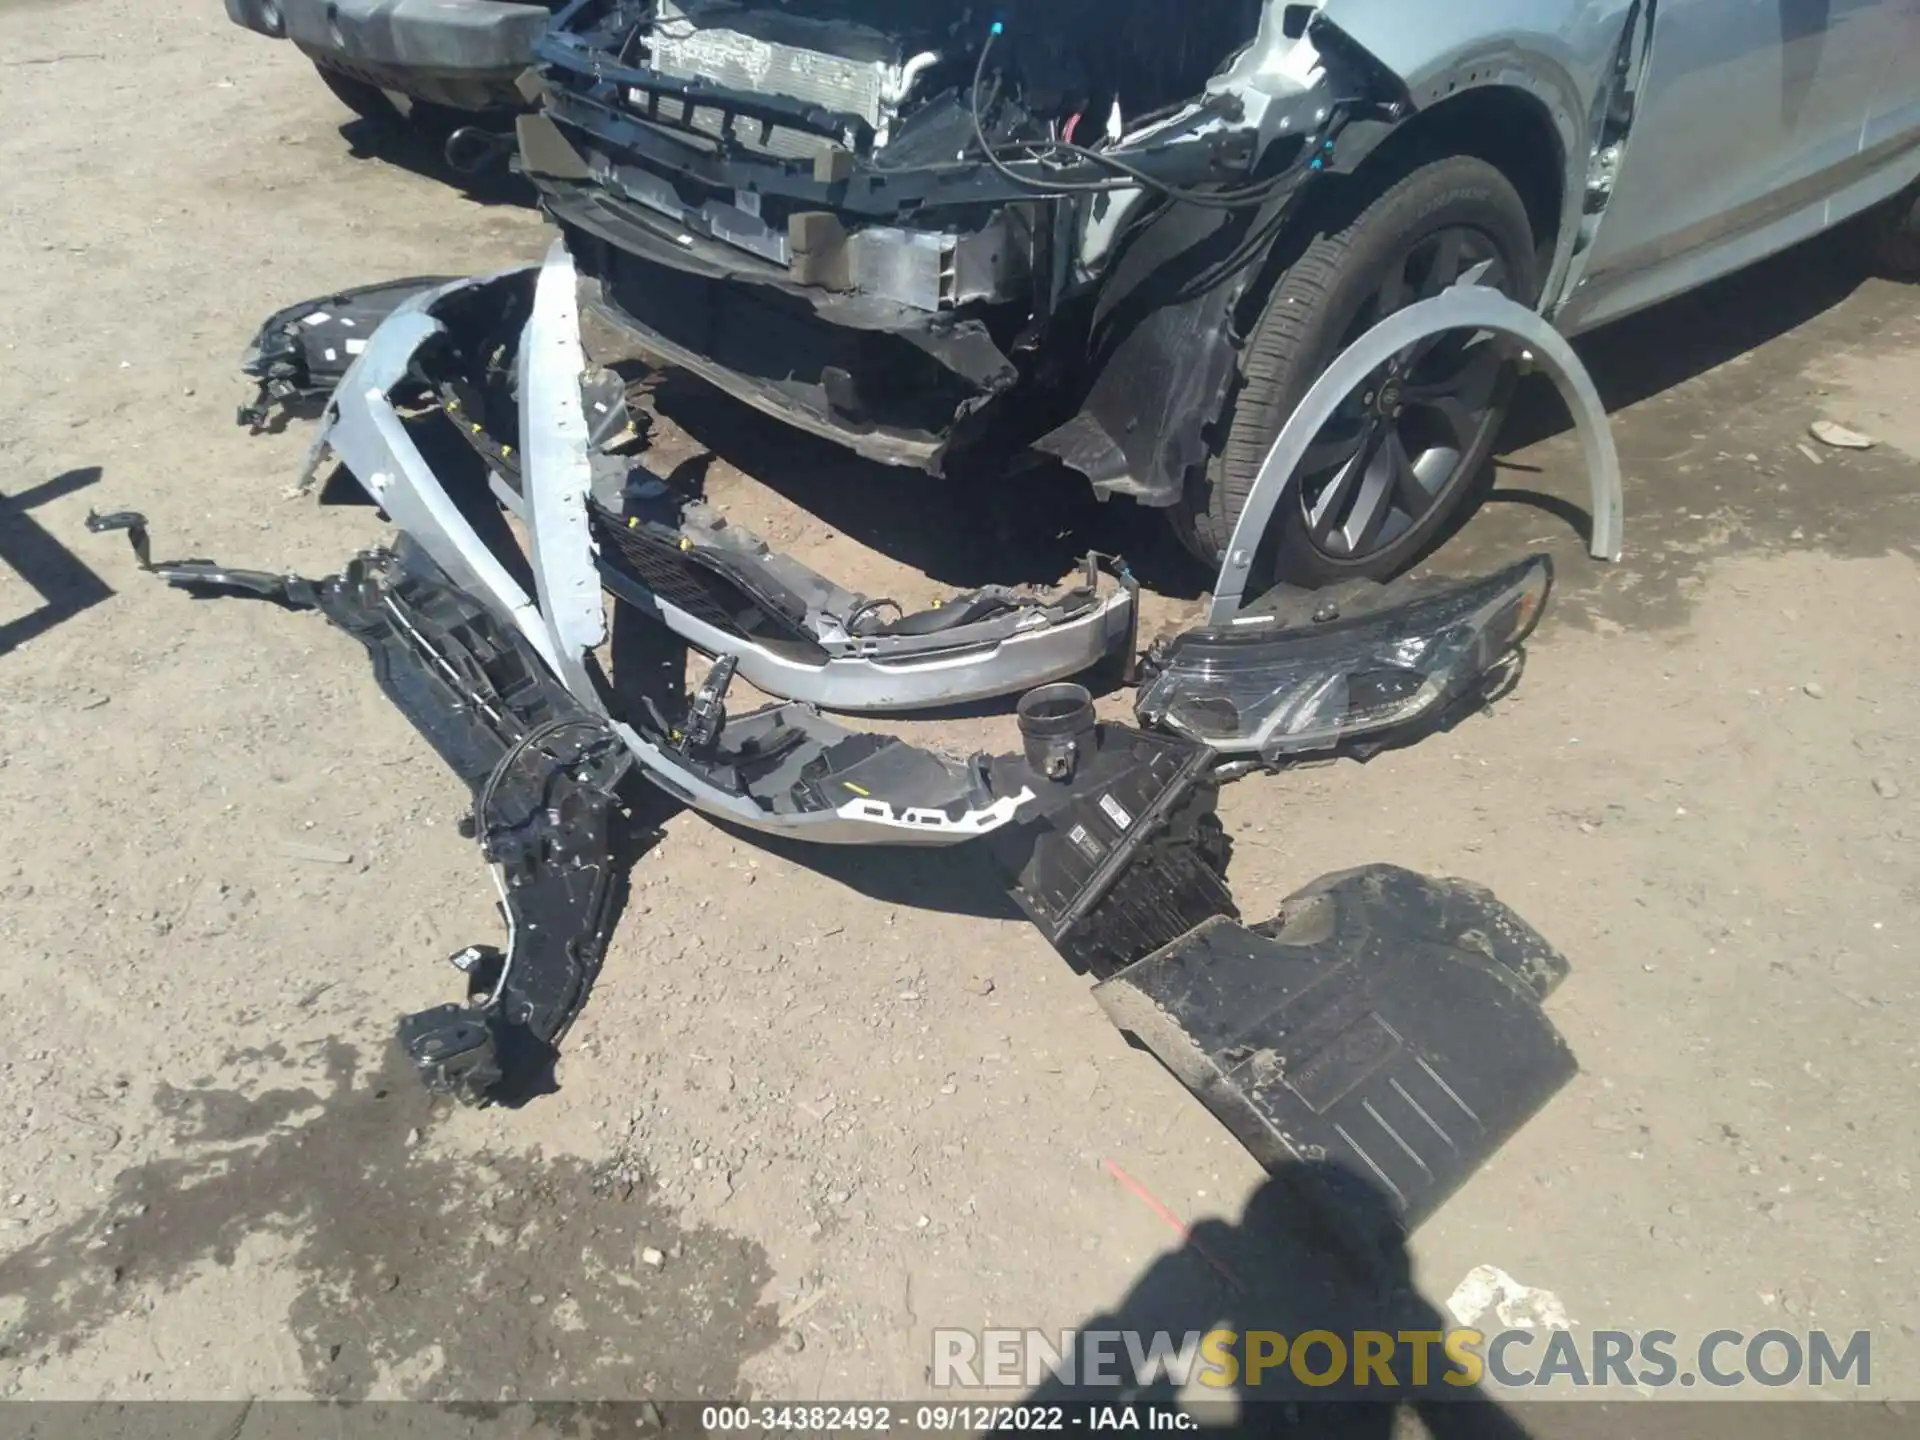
[[1015, 1162, 1536, 1438]]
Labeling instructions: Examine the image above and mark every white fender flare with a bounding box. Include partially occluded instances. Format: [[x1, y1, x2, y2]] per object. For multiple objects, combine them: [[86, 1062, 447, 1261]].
[[1207, 288, 1623, 627]]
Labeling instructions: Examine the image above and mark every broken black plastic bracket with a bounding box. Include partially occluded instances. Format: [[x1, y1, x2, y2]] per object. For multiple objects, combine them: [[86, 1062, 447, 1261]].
[[84, 510, 321, 607], [89, 514, 635, 1105], [679, 652, 738, 758], [84, 510, 153, 567], [236, 276, 455, 432], [398, 1004, 506, 1101], [470, 717, 631, 1038]]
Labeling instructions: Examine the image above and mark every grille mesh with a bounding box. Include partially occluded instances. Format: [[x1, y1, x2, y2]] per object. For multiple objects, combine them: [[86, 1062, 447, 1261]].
[[593, 510, 754, 639], [590, 508, 825, 661]]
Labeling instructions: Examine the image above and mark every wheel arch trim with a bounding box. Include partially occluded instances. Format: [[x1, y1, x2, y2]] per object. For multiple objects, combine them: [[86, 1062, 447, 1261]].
[[1205, 285, 1622, 627]]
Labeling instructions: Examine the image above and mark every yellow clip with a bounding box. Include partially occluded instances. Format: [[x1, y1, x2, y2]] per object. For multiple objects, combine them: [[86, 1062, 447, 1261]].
[[629, 517, 639, 528], [680, 537, 692, 551], [842, 782, 871, 797]]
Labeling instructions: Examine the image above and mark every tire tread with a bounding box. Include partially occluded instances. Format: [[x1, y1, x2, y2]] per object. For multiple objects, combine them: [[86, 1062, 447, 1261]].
[[1180, 155, 1537, 578]]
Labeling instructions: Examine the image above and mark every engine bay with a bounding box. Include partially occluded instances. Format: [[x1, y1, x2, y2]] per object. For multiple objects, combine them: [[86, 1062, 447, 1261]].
[[565, 0, 1268, 160], [525, 0, 1404, 506], [532, 0, 1351, 241]]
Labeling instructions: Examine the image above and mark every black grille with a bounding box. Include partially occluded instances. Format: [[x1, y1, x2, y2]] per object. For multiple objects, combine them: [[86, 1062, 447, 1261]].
[[590, 508, 826, 661]]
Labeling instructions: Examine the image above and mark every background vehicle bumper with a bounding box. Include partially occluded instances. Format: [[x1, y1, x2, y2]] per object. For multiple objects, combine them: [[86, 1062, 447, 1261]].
[[225, 0, 287, 38], [233, 0, 552, 111]]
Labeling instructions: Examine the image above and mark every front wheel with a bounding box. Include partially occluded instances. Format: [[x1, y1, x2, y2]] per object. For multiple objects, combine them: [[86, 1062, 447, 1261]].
[[1864, 183, 1920, 278], [1176, 153, 1539, 587], [311, 62, 474, 136], [312, 61, 404, 125]]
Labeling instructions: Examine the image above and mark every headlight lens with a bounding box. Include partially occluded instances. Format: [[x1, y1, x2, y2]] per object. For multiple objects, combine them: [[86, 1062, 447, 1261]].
[[1137, 555, 1551, 760]]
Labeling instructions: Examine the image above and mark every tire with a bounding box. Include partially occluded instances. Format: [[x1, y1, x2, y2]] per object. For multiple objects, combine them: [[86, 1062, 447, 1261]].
[[313, 61, 404, 125], [1177, 153, 1539, 586], [1864, 184, 1920, 279]]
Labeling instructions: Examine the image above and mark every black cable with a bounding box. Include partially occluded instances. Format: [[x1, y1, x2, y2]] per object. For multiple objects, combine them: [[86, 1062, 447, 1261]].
[[966, 23, 1335, 210], [474, 717, 621, 841], [844, 597, 903, 634], [1052, 114, 1348, 208], [968, 26, 1117, 196]]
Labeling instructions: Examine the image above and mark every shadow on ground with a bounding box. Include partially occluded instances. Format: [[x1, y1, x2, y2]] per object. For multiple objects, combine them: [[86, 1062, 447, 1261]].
[[1019, 1160, 1902, 1437], [0, 1043, 777, 1413], [648, 373, 1211, 600], [0, 467, 111, 658], [1453, 224, 1920, 628], [1014, 1164, 1533, 1436], [1506, 227, 1879, 453], [338, 118, 535, 209]]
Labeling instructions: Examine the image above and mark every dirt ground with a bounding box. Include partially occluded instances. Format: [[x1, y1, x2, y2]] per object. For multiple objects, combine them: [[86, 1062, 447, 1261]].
[[4, 0, 1920, 1421]]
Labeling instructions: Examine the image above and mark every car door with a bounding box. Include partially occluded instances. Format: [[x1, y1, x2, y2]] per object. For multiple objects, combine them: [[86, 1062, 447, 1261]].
[[1861, 0, 1920, 156], [1562, 0, 1898, 332]]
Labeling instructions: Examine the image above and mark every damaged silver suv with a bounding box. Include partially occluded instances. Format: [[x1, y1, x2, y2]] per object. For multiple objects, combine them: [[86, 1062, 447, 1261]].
[[519, 0, 1920, 584]]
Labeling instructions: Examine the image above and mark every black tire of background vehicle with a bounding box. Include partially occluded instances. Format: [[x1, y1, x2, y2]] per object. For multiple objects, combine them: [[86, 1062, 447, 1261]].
[[1864, 185, 1920, 278], [314, 63, 479, 138], [313, 61, 405, 125], [1176, 154, 1539, 586]]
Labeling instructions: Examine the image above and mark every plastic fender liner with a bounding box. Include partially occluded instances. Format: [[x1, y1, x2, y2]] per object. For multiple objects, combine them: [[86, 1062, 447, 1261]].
[[1094, 864, 1576, 1242], [1037, 186, 1305, 507], [1209, 286, 1623, 626]]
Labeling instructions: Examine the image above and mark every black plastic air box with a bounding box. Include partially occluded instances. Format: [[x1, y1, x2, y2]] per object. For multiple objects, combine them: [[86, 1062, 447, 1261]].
[[990, 684, 1237, 980]]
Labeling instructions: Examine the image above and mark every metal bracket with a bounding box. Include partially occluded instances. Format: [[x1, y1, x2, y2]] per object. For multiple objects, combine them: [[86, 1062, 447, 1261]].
[[1208, 289, 1623, 627]]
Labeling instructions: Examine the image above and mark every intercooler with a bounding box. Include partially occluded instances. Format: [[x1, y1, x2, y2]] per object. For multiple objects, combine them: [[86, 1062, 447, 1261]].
[[642, 0, 930, 153], [570, 0, 1030, 311]]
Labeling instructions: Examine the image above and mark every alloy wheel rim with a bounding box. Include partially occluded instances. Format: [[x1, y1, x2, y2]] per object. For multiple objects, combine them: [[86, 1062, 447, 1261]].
[[1296, 225, 1517, 562]]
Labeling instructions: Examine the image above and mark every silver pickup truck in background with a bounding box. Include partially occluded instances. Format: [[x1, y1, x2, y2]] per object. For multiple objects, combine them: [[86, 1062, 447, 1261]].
[[224, 0, 557, 122]]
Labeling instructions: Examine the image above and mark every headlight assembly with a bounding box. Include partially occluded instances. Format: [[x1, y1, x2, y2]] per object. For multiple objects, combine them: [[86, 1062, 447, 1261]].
[[1136, 555, 1552, 760]]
